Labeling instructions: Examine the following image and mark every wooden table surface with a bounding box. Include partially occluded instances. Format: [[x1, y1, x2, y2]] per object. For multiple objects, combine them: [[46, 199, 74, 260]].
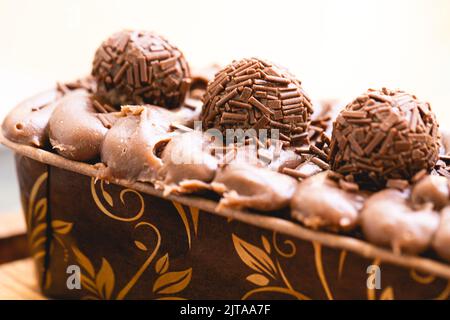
[[0, 213, 45, 299], [0, 213, 24, 236], [0, 213, 28, 264], [0, 258, 44, 299]]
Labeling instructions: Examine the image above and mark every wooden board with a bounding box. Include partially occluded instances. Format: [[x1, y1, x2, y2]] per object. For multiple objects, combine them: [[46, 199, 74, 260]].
[[0, 213, 28, 264], [0, 213, 43, 299], [0, 258, 45, 299], [0, 213, 26, 236]]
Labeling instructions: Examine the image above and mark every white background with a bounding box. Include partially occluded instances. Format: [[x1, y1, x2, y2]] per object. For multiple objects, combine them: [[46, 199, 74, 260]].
[[0, 0, 450, 125], [0, 0, 449, 214]]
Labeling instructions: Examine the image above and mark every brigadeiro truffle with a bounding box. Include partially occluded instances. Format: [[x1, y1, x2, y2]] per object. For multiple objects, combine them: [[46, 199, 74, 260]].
[[329, 88, 440, 188], [201, 58, 313, 145], [92, 30, 191, 109]]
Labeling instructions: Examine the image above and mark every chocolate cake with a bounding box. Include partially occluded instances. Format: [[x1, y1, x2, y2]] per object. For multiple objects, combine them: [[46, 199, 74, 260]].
[[2, 30, 450, 299]]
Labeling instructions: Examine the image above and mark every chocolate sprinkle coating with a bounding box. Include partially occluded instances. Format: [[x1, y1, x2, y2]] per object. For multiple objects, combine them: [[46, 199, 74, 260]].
[[92, 30, 191, 109], [329, 88, 440, 188], [201, 58, 313, 145]]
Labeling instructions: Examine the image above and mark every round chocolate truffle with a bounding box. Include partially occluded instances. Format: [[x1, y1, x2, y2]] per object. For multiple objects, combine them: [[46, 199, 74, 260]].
[[92, 30, 191, 109], [201, 58, 313, 145], [330, 88, 440, 188]]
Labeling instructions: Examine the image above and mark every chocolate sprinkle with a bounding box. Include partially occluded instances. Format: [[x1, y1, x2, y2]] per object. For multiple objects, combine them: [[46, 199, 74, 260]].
[[92, 30, 190, 109], [282, 167, 308, 180], [329, 88, 440, 188], [310, 156, 330, 170], [338, 179, 360, 192], [386, 179, 409, 190], [201, 58, 312, 144]]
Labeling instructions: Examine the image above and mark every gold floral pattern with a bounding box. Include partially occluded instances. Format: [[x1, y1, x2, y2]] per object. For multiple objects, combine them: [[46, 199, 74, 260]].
[[313, 241, 334, 300], [70, 235, 192, 300], [232, 233, 311, 300], [26, 172, 48, 263], [153, 253, 192, 300], [51, 178, 197, 300], [91, 179, 144, 222], [21, 164, 450, 300], [172, 201, 199, 249], [25, 172, 74, 290], [72, 246, 115, 300]]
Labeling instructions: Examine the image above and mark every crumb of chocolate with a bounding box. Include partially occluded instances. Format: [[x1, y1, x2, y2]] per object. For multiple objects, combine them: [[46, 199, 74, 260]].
[[327, 171, 344, 181], [437, 168, 450, 178], [386, 179, 409, 190], [282, 167, 308, 180], [439, 154, 450, 162], [411, 169, 428, 183], [310, 156, 330, 170], [338, 179, 360, 192]]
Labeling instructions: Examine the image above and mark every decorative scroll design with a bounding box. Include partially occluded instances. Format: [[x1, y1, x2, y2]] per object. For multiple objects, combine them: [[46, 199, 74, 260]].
[[26, 172, 48, 262], [337, 250, 347, 279], [234, 232, 446, 300], [312, 241, 334, 300], [58, 179, 196, 299], [435, 281, 450, 300], [153, 251, 192, 300], [72, 246, 116, 300], [172, 201, 200, 249], [189, 207, 200, 237], [25, 173, 450, 300], [26, 172, 78, 289], [90, 178, 144, 222], [409, 269, 450, 300], [116, 221, 161, 299], [272, 231, 296, 258], [410, 269, 436, 285], [232, 233, 310, 300], [71, 220, 192, 300]]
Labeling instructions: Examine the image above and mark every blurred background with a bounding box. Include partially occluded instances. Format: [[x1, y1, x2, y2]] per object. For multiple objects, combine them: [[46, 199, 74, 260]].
[[0, 0, 449, 215]]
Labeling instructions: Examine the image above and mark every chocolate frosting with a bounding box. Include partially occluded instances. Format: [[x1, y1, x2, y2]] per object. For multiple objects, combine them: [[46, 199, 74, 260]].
[[100, 105, 175, 182], [295, 160, 323, 177], [4, 80, 450, 262], [291, 172, 365, 231], [411, 175, 449, 210], [2, 89, 61, 147], [433, 207, 450, 261], [212, 161, 297, 212], [361, 189, 440, 255], [49, 90, 111, 161], [268, 149, 302, 172], [157, 131, 218, 194]]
